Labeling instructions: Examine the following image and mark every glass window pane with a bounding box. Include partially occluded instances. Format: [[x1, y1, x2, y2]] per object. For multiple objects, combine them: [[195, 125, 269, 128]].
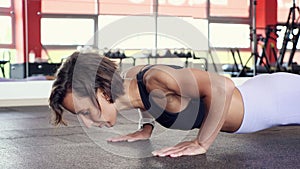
[[113, 34, 155, 49], [209, 23, 250, 48], [42, 0, 97, 14], [157, 17, 208, 50], [98, 15, 155, 49], [0, 16, 12, 44], [41, 18, 95, 45], [99, 0, 207, 18], [98, 15, 209, 50], [99, 0, 152, 15], [158, 0, 207, 18], [0, 0, 11, 8], [277, 0, 300, 23], [210, 0, 249, 17]]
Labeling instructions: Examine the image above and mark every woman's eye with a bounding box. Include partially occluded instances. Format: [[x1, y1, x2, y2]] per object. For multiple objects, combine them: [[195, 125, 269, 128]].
[[81, 111, 90, 116]]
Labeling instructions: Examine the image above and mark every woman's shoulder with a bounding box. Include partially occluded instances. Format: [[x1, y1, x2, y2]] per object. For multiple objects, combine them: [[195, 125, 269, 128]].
[[123, 64, 207, 82], [143, 65, 183, 88], [121, 65, 148, 78], [144, 65, 212, 86]]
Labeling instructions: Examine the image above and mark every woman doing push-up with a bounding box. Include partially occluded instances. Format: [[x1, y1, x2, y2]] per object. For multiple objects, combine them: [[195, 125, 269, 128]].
[[49, 51, 300, 157]]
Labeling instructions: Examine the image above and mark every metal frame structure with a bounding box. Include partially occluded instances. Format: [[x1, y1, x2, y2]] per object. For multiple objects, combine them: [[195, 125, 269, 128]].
[[251, 0, 258, 75], [277, 0, 300, 67]]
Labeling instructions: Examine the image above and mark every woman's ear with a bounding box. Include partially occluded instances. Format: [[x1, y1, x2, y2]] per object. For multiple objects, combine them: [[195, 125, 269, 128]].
[[97, 89, 111, 102], [103, 92, 113, 103], [104, 94, 110, 101]]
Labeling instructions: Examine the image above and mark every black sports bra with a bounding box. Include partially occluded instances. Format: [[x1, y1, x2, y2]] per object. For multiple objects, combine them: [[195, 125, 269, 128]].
[[136, 65, 206, 130]]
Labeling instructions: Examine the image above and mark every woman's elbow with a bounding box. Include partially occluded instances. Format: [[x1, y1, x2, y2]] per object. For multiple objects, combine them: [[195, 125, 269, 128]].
[[224, 77, 236, 95]]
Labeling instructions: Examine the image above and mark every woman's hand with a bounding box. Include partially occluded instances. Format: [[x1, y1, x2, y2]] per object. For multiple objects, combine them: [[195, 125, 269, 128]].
[[107, 124, 153, 142], [152, 139, 206, 157]]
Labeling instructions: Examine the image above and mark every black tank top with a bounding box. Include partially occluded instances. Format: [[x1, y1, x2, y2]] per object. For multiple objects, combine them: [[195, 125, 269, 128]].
[[136, 65, 205, 130]]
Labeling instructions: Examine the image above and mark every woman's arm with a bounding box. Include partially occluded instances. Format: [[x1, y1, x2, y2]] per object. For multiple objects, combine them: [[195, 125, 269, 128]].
[[149, 66, 235, 156], [194, 71, 235, 150], [106, 110, 154, 142], [138, 109, 155, 129]]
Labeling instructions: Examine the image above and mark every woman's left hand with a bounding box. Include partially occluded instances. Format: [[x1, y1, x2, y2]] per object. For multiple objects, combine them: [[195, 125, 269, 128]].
[[152, 139, 207, 157]]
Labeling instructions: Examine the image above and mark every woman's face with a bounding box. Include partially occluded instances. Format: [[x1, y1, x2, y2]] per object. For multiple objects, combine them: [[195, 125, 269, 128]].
[[62, 90, 117, 128]]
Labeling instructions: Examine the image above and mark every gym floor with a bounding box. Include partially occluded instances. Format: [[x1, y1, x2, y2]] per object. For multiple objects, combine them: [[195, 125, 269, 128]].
[[0, 106, 299, 169]]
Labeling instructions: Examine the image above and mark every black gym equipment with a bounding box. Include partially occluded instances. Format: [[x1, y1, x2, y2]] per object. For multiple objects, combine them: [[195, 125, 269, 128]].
[[255, 25, 281, 73], [277, 0, 300, 67]]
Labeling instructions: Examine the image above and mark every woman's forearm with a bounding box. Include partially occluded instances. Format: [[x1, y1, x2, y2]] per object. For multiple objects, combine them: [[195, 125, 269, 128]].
[[196, 77, 235, 150]]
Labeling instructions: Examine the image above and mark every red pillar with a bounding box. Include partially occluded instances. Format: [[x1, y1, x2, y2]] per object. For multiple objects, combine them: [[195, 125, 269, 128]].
[[14, 0, 25, 63], [14, 0, 42, 63], [256, 0, 278, 63]]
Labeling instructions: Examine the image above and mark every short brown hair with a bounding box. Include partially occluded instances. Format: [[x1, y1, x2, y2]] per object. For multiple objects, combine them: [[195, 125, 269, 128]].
[[49, 51, 124, 125]]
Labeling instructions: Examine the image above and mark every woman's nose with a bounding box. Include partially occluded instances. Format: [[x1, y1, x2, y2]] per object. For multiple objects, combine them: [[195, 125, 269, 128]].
[[78, 114, 93, 128]]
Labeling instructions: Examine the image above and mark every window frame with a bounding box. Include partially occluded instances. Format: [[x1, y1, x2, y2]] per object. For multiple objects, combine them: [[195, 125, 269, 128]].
[[41, 14, 99, 49], [207, 0, 251, 50], [7, 1, 253, 51]]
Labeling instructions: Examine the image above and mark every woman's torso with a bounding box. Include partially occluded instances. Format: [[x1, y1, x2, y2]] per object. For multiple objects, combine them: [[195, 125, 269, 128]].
[[123, 65, 244, 132]]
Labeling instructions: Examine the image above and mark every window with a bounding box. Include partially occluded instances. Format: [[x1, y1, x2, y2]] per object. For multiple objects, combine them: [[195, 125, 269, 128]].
[[277, 0, 300, 23], [0, 0, 10, 8], [41, 18, 95, 46], [98, 15, 155, 49], [99, 0, 152, 15], [209, 0, 249, 17], [98, 0, 207, 18], [42, 0, 97, 14], [0, 16, 12, 45], [207, 0, 250, 49], [158, 0, 207, 18], [0, 0, 13, 47], [98, 15, 209, 50], [157, 16, 208, 50], [209, 23, 250, 48]]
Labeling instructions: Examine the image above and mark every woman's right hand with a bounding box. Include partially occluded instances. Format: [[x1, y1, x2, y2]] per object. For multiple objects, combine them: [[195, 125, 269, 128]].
[[106, 124, 153, 142]]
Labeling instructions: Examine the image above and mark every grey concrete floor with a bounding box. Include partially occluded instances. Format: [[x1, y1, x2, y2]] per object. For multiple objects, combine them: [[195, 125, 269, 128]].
[[0, 106, 299, 169]]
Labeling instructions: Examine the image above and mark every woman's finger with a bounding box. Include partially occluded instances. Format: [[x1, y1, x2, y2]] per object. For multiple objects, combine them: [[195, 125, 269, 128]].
[[152, 146, 177, 156], [158, 146, 187, 157], [152, 141, 192, 155], [107, 135, 129, 142]]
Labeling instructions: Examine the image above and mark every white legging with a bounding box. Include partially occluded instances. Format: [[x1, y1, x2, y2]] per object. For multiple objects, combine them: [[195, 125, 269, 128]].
[[235, 72, 300, 134]]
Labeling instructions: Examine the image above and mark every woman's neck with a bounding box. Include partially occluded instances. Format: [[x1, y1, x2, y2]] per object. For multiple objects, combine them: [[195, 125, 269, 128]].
[[114, 78, 143, 111]]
